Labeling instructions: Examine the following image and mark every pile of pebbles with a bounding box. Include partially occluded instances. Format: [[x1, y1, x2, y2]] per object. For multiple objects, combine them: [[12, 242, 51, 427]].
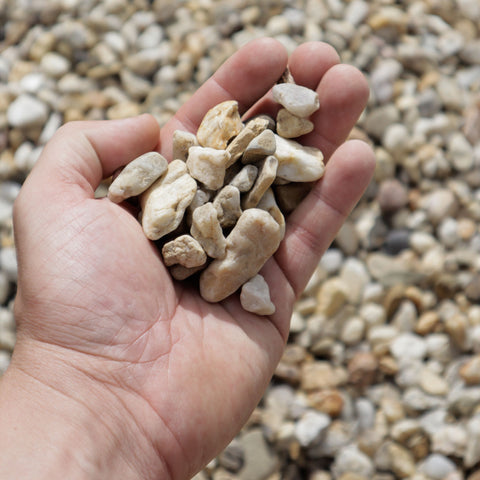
[[1, 0, 480, 479]]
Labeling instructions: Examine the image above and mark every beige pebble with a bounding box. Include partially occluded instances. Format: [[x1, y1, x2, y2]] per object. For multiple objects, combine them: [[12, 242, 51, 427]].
[[196, 100, 244, 149], [240, 274, 275, 315], [226, 116, 270, 165], [459, 355, 480, 385], [242, 129, 277, 164], [228, 164, 258, 192], [199, 209, 283, 303], [213, 185, 242, 228], [242, 155, 278, 209], [162, 234, 207, 268], [141, 160, 197, 240], [186, 146, 230, 190], [272, 83, 320, 118], [274, 134, 324, 182], [108, 151, 168, 203], [173, 130, 198, 161], [190, 202, 226, 259], [276, 108, 314, 138]]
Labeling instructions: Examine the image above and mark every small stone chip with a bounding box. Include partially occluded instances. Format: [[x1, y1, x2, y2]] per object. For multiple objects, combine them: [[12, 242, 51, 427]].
[[240, 274, 275, 316], [272, 83, 320, 118], [162, 234, 207, 268], [229, 164, 258, 192], [108, 152, 168, 203]]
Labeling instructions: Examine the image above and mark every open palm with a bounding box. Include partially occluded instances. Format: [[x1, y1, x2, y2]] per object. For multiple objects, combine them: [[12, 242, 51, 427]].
[[10, 38, 374, 479]]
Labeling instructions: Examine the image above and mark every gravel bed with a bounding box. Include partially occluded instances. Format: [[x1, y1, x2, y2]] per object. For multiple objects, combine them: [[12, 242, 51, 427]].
[[1, 1, 480, 479]]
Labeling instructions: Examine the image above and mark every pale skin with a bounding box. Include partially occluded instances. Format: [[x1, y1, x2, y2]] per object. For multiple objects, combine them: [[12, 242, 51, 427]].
[[0, 38, 375, 479]]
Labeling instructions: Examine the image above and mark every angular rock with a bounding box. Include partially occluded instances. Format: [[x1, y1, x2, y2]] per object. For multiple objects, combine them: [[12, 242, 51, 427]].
[[274, 135, 324, 182], [162, 234, 207, 268], [200, 209, 283, 302], [196, 100, 244, 149], [226, 116, 270, 165], [240, 274, 275, 315], [141, 160, 197, 240], [186, 146, 230, 190], [191, 202, 226, 259], [213, 185, 242, 228], [108, 151, 168, 203], [229, 164, 258, 192], [242, 129, 277, 164], [272, 83, 320, 118], [172, 130, 198, 161], [276, 108, 314, 138], [242, 155, 278, 209]]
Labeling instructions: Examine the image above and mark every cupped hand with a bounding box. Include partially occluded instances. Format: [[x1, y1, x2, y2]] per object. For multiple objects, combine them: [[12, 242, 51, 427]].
[[7, 38, 374, 479]]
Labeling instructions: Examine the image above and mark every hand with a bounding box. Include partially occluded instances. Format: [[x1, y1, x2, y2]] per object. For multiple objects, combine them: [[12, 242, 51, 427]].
[[0, 38, 374, 479]]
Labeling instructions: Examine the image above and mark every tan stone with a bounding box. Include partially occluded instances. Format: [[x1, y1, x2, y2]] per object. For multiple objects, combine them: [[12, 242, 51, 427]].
[[226, 116, 270, 165], [276, 108, 314, 138], [108, 151, 168, 203], [162, 234, 207, 268], [172, 130, 198, 161], [240, 274, 275, 316], [141, 160, 197, 240], [213, 185, 242, 228], [274, 135, 324, 182], [316, 277, 348, 316], [190, 202, 226, 259], [272, 83, 320, 118], [199, 209, 283, 303], [196, 100, 244, 149], [242, 129, 276, 164], [229, 164, 258, 192], [242, 155, 278, 209], [186, 146, 230, 190]]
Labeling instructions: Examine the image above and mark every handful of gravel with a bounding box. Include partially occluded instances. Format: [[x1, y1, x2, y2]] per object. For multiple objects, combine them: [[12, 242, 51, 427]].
[[108, 78, 323, 315]]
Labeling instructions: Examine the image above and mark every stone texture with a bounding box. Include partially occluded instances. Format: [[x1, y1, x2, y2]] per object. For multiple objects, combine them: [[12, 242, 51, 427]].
[[108, 152, 168, 203], [272, 83, 320, 118], [161, 234, 207, 268], [274, 135, 324, 182], [241, 129, 276, 164], [173, 130, 198, 161], [200, 209, 283, 303], [196, 100, 244, 149], [141, 160, 197, 240], [240, 274, 275, 316], [276, 108, 314, 138], [242, 155, 278, 209], [190, 202, 226, 259], [186, 146, 230, 190]]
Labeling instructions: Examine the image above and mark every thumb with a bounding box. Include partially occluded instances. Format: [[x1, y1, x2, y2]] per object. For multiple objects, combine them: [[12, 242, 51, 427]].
[[21, 114, 160, 206]]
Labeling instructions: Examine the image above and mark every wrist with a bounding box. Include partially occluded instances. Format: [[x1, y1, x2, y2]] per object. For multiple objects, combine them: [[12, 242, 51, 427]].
[[0, 338, 169, 480]]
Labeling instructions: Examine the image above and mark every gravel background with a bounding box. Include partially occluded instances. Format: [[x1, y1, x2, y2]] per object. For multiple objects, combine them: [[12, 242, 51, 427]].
[[1, 1, 480, 479]]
